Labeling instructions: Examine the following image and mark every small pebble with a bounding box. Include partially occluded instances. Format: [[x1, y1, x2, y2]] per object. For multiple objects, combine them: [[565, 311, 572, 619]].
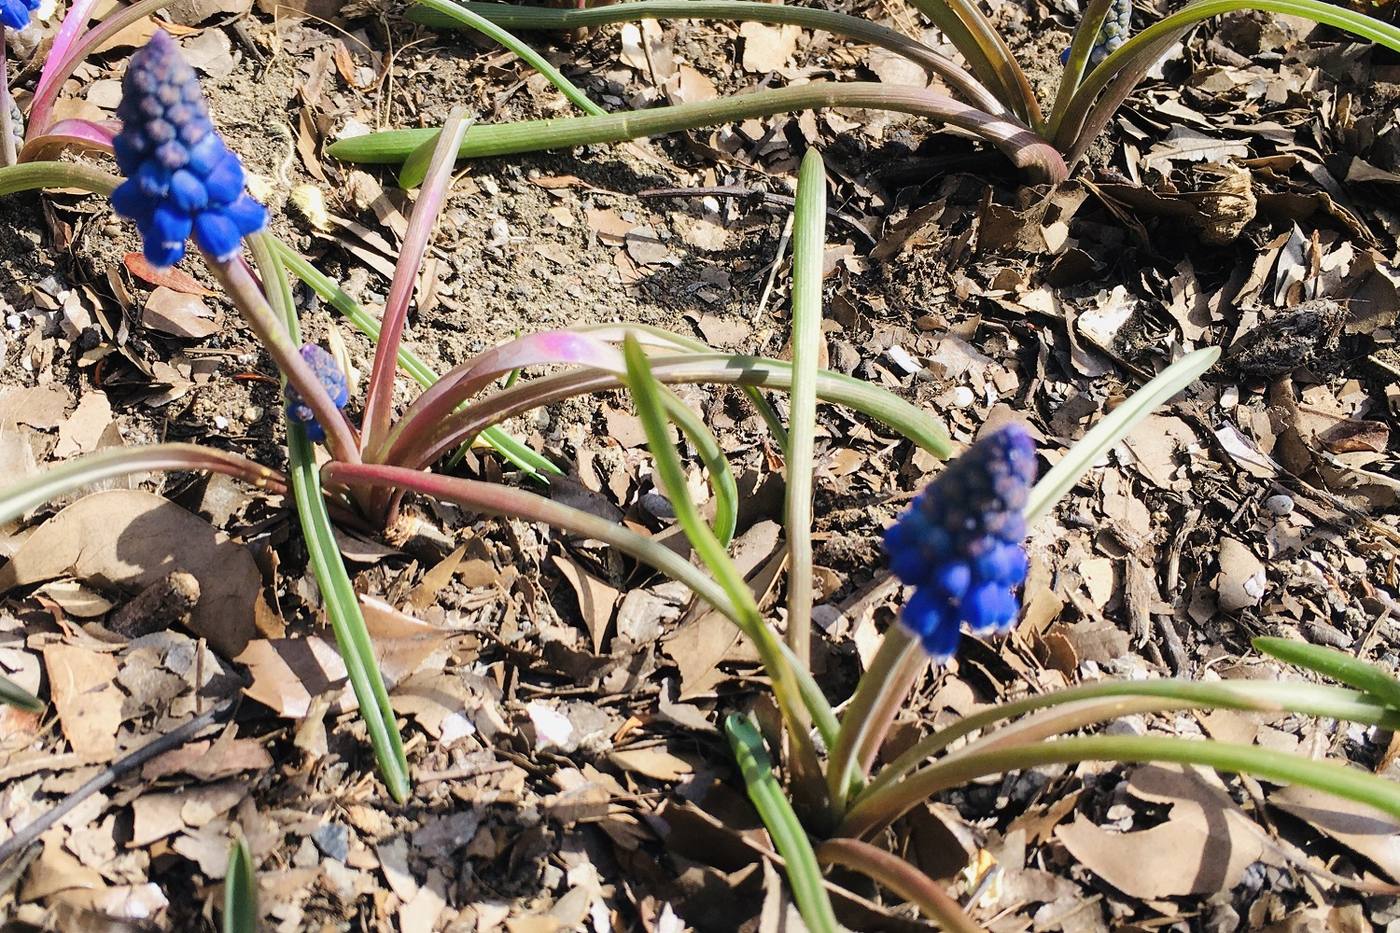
[[950, 386, 976, 408], [213, 415, 229, 431], [312, 823, 349, 862], [1264, 494, 1294, 517], [242, 405, 262, 422]]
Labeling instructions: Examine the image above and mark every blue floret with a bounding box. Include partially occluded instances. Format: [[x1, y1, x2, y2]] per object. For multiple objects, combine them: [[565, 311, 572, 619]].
[[883, 425, 1036, 661], [0, 0, 40, 30], [110, 30, 265, 268], [284, 344, 350, 443]]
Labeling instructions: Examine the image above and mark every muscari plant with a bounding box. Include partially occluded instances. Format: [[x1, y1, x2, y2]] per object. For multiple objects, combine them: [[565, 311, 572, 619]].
[[324, 0, 1400, 186], [1, 20, 1397, 929], [0, 25, 938, 803], [616, 153, 1400, 928]]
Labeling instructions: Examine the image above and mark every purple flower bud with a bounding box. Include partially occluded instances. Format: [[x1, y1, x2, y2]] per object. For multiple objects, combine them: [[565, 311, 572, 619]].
[[883, 425, 1036, 661], [110, 31, 265, 268], [284, 344, 350, 443]]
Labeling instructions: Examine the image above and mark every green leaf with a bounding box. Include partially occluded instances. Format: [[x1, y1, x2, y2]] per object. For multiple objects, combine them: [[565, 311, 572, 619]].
[[726, 714, 839, 933], [223, 837, 257, 933], [1254, 637, 1400, 711], [0, 673, 43, 712]]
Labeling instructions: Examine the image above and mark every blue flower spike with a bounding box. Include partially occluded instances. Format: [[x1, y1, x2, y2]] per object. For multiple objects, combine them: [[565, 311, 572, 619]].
[[1, 0, 40, 29], [284, 344, 350, 443], [1060, 0, 1133, 67], [883, 425, 1037, 662], [111, 30, 265, 268]]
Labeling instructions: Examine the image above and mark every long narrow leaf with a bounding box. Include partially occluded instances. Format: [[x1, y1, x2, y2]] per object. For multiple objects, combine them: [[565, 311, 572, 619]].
[[327, 82, 1066, 184], [1055, 0, 1400, 159], [623, 335, 826, 805], [267, 237, 559, 480], [658, 387, 739, 546], [28, 0, 171, 141], [0, 161, 118, 197], [222, 837, 257, 933], [726, 714, 839, 933], [416, 0, 1007, 117], [815, 838, 982, 932], [863, 678, 1400, 803], [0, 674, 43, 712], [785, 150, 826, 669], [361, 109, 471, 453], [1046, 0, 1113, 137], [1025, 347, 1218, 521], [412, 352, 953, 468], [1255, 637, 1400, 710], [0, 444, 286, 526], [250, 235, 411, 802], [842, 734, 1400, 839]]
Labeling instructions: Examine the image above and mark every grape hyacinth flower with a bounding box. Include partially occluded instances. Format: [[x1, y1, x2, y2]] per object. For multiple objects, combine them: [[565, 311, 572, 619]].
[[883, 425, 1036, 661], [284, 344, 349, 443], [1060, 0, 1133, 67], [0, 0, 39, 29], [111, 30, 265, 268]]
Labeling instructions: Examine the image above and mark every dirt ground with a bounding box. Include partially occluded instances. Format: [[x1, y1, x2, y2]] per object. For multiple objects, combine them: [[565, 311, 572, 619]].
[[1, 0, 1399, 930]]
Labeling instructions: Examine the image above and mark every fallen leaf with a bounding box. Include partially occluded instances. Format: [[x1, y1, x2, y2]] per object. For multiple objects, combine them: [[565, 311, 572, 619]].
[[235, 637, 347, 718], [0, 490, 266, 656], [1271, 784, 1400, 881], [122, 253, 216, 295], [142, 287, 219, 339], [738, 22, 801, 73], [552, 555, 619, 653], [43, 643, 123, 762]]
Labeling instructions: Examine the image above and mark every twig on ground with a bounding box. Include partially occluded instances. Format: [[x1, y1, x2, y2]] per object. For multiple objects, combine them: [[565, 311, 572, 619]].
[[0, 700, 236, 866]]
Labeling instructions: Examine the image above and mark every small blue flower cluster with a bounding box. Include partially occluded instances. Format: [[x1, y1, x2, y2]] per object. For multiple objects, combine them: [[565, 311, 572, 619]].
[[285, 344, 349, 443], [111, 30, 265, 268], [883, 425, 1036, 661], [1, 0, 40, 30], [1059, 0, 1133, 68]]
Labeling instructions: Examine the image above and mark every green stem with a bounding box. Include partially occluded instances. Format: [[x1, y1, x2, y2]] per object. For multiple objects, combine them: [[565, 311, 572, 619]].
[[726, 715, 839, 933], [415, 0, 607, 117], [251, 233, 411, 803], [826, 625, 918, 812], [328, 82, 1066, 184], [784, 150, 825, 672], [814, 838, 982, 932], [841, 734, 1400, 839], [414, 0, 1007, 117]]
